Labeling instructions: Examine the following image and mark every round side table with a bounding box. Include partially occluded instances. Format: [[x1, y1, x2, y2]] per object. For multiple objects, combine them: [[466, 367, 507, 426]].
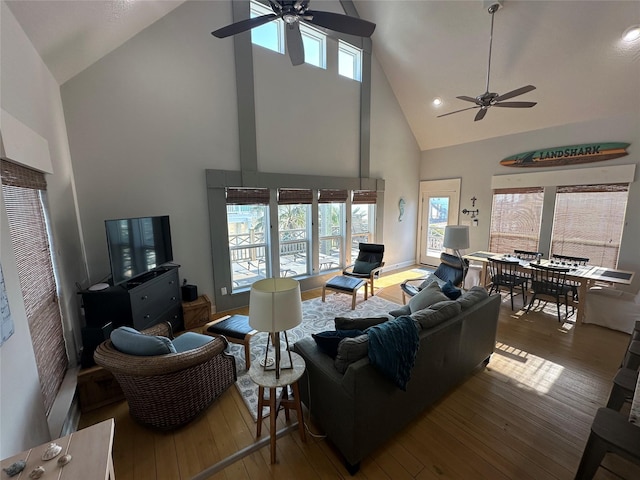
[[249, 350, 306, 464]]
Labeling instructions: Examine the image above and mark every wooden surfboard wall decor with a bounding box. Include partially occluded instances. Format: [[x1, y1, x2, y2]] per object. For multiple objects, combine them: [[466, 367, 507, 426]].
[[501, 142, 630, 168]]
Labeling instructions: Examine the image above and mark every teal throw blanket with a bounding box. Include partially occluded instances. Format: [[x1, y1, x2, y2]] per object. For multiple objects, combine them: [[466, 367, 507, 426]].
[[367, 316, 419, 391]]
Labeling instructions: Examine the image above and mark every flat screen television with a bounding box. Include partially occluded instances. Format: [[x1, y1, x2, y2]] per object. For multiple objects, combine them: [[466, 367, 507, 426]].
[[105, 215, 173, 286]]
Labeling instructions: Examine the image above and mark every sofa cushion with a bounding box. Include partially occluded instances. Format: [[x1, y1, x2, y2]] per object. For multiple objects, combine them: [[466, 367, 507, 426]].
[[442, 280, 462, 300], [110, 326, 176, 356], [409, 281, 449, 313], [335, 316, 391, 331], [457, 286, 490, 310], [312, 329, 364, 358], [334, 334, 369, 374], [389, 304, 411, 317], [411, 301, 462, 329]]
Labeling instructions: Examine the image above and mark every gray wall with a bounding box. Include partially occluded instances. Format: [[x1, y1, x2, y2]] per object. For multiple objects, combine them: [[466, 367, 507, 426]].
[[421, 112, 640, 292], [61, 0, 421, 305], [1, 2, 86, 456]]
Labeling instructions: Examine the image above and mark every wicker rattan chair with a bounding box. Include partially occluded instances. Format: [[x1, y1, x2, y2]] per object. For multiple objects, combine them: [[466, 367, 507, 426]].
[[94, 322, 236, 430]]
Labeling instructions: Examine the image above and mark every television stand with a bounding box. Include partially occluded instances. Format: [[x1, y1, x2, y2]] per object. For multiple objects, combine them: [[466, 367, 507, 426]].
[[80, 266, 183, 365]]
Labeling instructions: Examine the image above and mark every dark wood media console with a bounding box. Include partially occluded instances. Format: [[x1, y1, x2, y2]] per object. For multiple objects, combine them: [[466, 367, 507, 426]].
[[81, 266, 183, 332]]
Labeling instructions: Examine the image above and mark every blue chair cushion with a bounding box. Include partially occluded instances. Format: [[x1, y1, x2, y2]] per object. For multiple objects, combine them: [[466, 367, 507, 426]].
[[353, 260, 380, 275], [172, 332, 215, 353], [110, 326, 176, 356], [442, 280, 462, 300]]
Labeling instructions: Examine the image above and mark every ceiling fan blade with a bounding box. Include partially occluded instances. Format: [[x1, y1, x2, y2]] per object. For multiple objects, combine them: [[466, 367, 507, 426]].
[[286, 23, 305, 66], [493, 101, 537, 108], [437, 106, 480, 118], [495, 85, 536, 102], [306, 11, 376, 37], [212, 14, 277, 38], [474, 108, 488, 121], [456, 95, 480, 104]]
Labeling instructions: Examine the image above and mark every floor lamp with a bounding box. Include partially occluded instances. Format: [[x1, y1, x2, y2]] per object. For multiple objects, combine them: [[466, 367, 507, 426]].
[[249, 278, 302, 379], [443, 225, 470, 286]]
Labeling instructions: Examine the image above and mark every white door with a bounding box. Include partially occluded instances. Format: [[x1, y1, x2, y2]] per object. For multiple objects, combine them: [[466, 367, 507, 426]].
[[418, 179, 461, 265]]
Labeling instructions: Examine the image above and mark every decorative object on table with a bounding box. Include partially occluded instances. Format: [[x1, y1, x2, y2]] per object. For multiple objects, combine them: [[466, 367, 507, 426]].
[[211, 0, 375, 66], [181, 279, 198, 302], [41, 442, 62, 460], [28, 466, 45, 478], [3, 460, 26, 477], [249, 278, 302, 379], [57, 454, 72, 466], [443, 225, 470, 283], [437, 1, 536, 122], [500, 142, 630, 167], [398, 197, 406, 222]]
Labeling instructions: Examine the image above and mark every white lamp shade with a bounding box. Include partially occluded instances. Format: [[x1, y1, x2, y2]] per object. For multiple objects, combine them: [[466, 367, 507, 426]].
[[443, 225, 469, 250], [249, 278, 303, 332]]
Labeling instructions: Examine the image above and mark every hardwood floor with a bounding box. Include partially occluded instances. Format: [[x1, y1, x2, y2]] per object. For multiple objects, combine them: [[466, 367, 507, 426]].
[[79, 269, 640, 479]]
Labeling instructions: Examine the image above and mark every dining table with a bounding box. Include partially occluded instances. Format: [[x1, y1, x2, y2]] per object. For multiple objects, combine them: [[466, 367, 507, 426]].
[[463, 250, 635, 323]]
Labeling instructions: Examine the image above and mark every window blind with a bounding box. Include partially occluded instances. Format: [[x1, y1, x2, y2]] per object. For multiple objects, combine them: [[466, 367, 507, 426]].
[[352, 190, 377, 204], [225, 187, 270, 205], [1, 159, 67, 415], [551, 184, 629, 268], [489, 187, 544, 253], [318, 189, 348, 203], [277, 188, 313, 205]]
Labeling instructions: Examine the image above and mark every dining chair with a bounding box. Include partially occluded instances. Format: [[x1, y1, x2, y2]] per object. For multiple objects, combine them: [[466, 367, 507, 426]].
[[551, 254, 589, 301], [526, 263, 574, 322], [488, 258, 528, 310]]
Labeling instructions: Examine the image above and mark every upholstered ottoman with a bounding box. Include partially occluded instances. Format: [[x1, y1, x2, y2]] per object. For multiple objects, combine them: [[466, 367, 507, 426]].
[[203, 314, 256, 368], [323, 275, 368, 309]]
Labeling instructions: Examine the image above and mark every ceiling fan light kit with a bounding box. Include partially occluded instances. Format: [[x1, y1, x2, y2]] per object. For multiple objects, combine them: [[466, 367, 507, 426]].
[[211, 0, 376, 66], [438, 0, 537, 121]]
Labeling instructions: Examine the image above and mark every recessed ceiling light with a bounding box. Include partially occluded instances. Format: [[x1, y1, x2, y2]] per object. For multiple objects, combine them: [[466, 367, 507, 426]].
[[432, 98, 443, 106], [623, 25, 640, 42]]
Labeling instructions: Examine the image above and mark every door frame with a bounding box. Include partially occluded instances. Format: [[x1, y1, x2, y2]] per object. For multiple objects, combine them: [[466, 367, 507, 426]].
[[417, 179, 461, 266]]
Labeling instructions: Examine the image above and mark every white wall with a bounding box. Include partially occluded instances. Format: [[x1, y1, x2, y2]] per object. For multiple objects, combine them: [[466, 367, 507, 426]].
[[421, 112, 640, 291], [0, 1, 86, 456], [61, 0, 421, 299], [370, 55, 420, 269]]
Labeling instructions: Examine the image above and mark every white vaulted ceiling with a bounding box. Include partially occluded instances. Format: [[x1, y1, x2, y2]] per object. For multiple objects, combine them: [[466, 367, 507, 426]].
[[6, 0, 640, 151]]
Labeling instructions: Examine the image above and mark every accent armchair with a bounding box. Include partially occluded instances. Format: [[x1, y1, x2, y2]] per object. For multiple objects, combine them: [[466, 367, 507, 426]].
[[94, 322, 236, 430], [343, 243, 385, 296], [400, 252, 467, 304]]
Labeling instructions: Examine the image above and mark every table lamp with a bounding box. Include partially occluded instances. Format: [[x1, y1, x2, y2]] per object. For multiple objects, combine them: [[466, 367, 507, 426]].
[[443, 225, 470, 284], [249, 278, 303, 379]]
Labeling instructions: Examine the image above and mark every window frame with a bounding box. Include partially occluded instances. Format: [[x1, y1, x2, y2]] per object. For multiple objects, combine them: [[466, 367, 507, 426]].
[[488, 187, 544, 254], [550, 183, 629, 268], [338, 39, 362, 82], [250, 0, 284, 54]]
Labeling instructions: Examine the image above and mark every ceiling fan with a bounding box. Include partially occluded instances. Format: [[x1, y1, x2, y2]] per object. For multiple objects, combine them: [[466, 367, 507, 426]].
[[438, 2, 537, 122], [211, 0, 376, 66]]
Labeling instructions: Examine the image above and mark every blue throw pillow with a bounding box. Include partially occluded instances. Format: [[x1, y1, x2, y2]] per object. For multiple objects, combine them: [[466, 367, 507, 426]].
[[442, 280, 462, 300], [353, 260, 380, 274], [312, 329, 364, 358], [110, 326, 176, 356]]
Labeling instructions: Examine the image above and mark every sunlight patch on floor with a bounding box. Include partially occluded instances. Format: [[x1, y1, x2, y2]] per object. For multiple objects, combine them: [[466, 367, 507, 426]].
[[493, 341, 565, 394]]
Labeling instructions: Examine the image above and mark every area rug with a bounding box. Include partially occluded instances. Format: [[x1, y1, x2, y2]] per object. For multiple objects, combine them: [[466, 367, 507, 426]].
[[226, 293, 402, 421]]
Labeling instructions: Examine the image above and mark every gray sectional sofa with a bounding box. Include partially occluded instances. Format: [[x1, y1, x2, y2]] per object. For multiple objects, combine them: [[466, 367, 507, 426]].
[[293, 286, 501, 473]]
